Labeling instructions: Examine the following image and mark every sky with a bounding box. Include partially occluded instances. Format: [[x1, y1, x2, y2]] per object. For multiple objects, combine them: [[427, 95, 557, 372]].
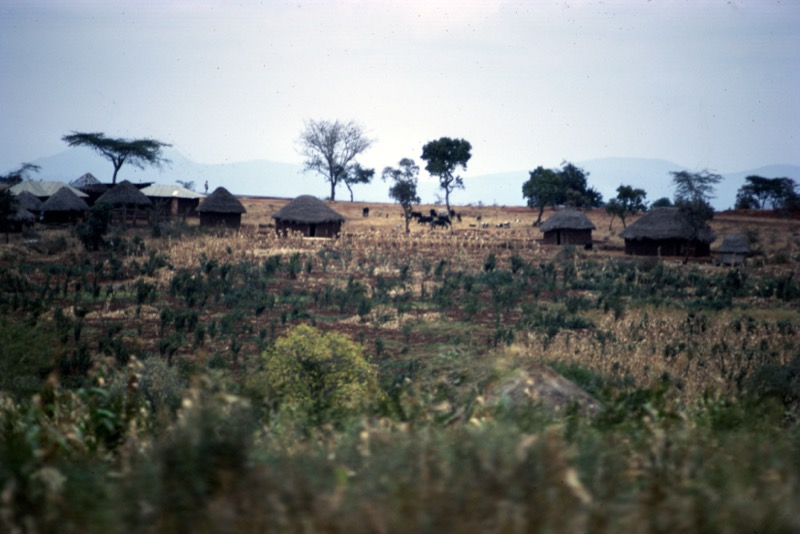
[[1, 0, 799, 183]]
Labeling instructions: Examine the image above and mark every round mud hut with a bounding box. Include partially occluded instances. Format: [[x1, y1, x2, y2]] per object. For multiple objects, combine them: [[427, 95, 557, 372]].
[[40, 187, 90, 224], [539, 209, 596, 247], [272, 195, 345, 238], [196, 187, 246, 229], [70, 173, 108, 205], [95, 180, 153, 224], [14, 191, 43, 219], [619, 207, 715, 257], [716, 233, 749, 266], [140, 183, 205, 218]]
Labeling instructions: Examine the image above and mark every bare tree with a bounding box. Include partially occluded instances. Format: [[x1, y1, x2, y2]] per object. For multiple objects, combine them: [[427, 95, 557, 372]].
[[298, 119, 373, 201]]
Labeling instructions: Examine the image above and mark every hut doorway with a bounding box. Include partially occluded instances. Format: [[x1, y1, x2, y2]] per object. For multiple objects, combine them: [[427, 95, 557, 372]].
[[309, 224, 317, 237]]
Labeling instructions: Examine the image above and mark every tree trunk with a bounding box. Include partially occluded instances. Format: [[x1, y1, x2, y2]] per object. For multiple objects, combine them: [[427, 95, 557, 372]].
[[330, 180, 336, 201]]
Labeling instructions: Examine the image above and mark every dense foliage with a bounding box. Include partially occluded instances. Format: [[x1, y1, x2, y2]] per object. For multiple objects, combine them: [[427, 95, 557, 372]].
[[1, 217, 799, 532]]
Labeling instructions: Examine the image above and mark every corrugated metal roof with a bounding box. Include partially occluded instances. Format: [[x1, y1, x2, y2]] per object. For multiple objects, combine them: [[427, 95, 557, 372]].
[[140, 184, 206, 199], [10, 181, 88, 198]]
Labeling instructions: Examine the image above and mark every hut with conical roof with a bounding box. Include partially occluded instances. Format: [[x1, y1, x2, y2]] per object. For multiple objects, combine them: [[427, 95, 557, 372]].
[[539, 208, 596, 246], [70, 172, 109, 205], [619, 207, 715, 257], [716, 233, 749, 266], [272, 195, 345, 238], [95, 180, 152, 224], [14, 191, 43, 219], [40, 187, 90, 224], [196, 187, 246, 229]]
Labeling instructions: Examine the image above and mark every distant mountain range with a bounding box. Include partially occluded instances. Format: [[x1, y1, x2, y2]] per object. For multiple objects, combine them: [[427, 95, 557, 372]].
[[18, 148, 800, 211]]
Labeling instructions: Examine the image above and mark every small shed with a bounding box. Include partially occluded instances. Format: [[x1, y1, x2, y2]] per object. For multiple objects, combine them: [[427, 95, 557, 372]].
[[196, 187, 246, 229], [4, 207, 36, 233], [716, 233, 749, 266], [539, 209, 595, 246], [140, 183, 205, 217], [40, 187, 90, 223], [272, 195, 345, 238], [619, 207, 715, 257], [95, 180, 153, 224]]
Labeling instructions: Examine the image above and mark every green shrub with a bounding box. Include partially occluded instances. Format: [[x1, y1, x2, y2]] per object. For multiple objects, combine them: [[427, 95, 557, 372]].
[[256, 324, 382, 425]]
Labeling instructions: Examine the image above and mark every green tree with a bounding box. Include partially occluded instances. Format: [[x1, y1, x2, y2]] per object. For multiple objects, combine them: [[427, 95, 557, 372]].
[[651, 197, 673, 209], [735, 175, 799, 211], [340, 163, 375, 202], [420, 137, 472, 214], [522, 166, 562, 225], [258, 324, 381, 424], [606, 185, 647, 230], [0, 163, 40, 185], [62, 132, 170, 185], [298, 119, 374, 201], [522, 162, 602, 225], [383, 158, 421, 235]]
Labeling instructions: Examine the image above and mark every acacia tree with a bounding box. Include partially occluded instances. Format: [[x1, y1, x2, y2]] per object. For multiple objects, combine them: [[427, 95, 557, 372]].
[[340, 163, 375, 203], [383, 158, 421, 235], [0, 163, 41, 185], [298, 119, 373, 201], [62, 132, 171, 184], [420, 137, 471, 214], [735, 175, 799, 210], [606, 185, 647, 230], [671, 169, 722, 258]]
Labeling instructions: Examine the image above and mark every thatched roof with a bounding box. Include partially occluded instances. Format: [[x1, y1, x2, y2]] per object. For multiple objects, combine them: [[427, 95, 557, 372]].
[[69, 173, 101, 188], [140, 183, 205, 199], [15, 191, 43, 212], [11, 180, 87, 198], [272, 195, 345, 224], [539, 209, 596, 232], [196, 187, 246, 214], [11, 207, 35, 222], [619, 208, 715, 243], [40, 187, 90, 212], [717, 233, 749, 254], [95, 180, 152, 207]]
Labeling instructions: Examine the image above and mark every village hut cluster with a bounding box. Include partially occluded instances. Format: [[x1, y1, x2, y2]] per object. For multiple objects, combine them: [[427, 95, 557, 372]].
[[3, 176, 253, 231], [3, 174, 752, 262]]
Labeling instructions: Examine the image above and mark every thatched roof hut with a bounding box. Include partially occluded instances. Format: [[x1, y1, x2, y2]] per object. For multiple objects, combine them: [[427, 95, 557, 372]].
[[70, 173, 101, 189], [272, 195, 345, 238], [141, 184, 205, 217], [95, 180, 153, 224], [40, 187, 90, 223], [14, 191, 43, 215], [11, 181, 88, 201], [619, 207, 715, 257], [196, 187, 246, 229], [716, 233, 749, 266], [539, 209, 596, 246]]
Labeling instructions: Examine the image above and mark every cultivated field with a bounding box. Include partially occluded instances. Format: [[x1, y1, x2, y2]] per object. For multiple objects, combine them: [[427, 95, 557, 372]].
[[1, 198, 799, 532]]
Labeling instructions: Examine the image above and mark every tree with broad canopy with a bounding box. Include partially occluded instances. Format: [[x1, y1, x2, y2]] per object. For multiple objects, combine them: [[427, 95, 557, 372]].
[[420, 137, 471, 214], [522, 161, 602, 225], [62, 132, 171, 185], [735, 175, 799, 211]]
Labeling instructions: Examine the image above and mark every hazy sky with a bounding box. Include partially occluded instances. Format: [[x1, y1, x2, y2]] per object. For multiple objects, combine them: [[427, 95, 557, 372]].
[[2, 0, 799, 178]]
